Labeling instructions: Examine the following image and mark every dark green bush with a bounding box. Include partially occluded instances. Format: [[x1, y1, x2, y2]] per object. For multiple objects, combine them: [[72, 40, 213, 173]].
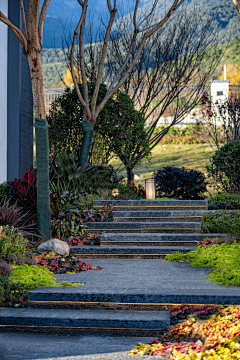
[[154, 166, 207, 200], [206, 140, 240, 192], [201, 210, 240, 236], [208, 193, 240, 210]]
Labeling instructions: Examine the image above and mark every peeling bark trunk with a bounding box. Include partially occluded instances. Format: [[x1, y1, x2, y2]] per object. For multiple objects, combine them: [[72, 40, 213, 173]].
[[27, 50, 45, 119], [126, 165, 134, 186]]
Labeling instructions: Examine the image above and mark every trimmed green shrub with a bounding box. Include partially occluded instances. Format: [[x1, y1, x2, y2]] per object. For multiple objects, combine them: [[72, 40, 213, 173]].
[[154, 166, 207, 200], [165, 242, 240, 286], [9, 264, 84, 290], [206, 140, 240, 192], [0, 225, 28, 260], [201, 210, 240, 236], [208, 193, 240, 210]]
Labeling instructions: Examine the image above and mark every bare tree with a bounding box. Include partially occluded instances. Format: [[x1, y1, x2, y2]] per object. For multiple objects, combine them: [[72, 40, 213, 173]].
[[0, 1, 52, 239], [67, 5, 226, 183], [69, 0, 186, 167]]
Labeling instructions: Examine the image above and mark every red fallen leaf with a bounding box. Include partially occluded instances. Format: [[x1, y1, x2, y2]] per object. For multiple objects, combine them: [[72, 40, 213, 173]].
[[95, 266, 103, 270], [77, 241, 84, 246]]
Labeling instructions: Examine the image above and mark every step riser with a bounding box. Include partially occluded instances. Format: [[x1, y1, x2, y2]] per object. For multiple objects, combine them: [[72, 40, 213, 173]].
[[101, 241, 199, 246], [99, 234, 227, 241], [114, 217, 202, 222], [0, 325, 167, 337], [27, 302, 174, 312], [111, 206, 207, 211], [86, 222, 201, 230], [113, 211, 210, 217], [71, 246, 196, 255], [90, 229, 201, 233], [73, 254, 166, 259], [0, 318, 167, 330], [93, 200, 208, 207], [28, 292, 240, 305]]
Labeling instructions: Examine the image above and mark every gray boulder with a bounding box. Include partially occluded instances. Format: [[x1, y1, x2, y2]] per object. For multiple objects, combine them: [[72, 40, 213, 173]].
[[37, 239, 70, 256]]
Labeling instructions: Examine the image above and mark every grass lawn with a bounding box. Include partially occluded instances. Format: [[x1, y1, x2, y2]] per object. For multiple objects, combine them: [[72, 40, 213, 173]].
[[109, 143, 214, 183]]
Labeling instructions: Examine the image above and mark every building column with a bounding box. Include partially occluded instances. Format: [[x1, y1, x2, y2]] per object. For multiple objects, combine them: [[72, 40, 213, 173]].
[[0, 0, 8, 183]]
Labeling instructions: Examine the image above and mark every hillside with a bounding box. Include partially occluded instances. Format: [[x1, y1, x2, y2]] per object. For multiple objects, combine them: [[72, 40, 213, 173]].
[[40, 0, 151, 48]]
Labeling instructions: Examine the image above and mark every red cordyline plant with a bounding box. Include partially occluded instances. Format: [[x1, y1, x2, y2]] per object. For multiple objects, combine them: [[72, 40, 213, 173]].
[[9, 168, 37, 215]]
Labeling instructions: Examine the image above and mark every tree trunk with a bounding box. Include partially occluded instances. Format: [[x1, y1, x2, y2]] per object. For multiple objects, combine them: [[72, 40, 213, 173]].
[[78, 120, 95, 166], [28, 50, 51, 240], [27, 51, 45, 119], [126, 165, 135, 186]]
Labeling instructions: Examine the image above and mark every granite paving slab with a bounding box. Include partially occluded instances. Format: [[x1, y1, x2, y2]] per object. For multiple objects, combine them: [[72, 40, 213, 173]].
[[93, 200, 207, 206], [0, 333, 164, 360], [70, 245, 197, 254], [0, 308, 169, 329], [99, 233, 226, 242], [85, 221, 201, 229], [29, 259, 240, 305]]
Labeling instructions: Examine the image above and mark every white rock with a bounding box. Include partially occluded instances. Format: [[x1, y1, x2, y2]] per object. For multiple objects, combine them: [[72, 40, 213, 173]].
[[37, 239, 70, 256]]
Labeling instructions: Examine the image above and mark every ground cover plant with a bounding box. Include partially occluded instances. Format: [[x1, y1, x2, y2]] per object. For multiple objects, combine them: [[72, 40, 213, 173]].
[[0, 225, 28, 260], [9, 264, 84, 290], [129, 305, 240, 359], [35, 251, 102, 274], [164, 239, 240, 286], [201, 210, 240, 236]]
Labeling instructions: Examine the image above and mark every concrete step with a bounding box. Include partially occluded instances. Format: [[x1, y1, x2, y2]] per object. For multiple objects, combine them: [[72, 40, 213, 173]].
[[113, 210, 210, 222], [99, 233, 227, 242], [94, 199, 208, 211], [70, 245, 197, 259], [0, 308, 169, 337], [86, 221, 202, 234]]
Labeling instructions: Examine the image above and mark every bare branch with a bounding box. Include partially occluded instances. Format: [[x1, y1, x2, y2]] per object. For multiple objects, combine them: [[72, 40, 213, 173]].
[[133, 0, 139, 31], [96, 0, 186, 114], [39, 0, 51, 47], [70, 0, 91, 118], [19, 0, 27, 39], [79, 16, 89, 106], [0, 11, 27, 52], [77, 0, 84, 6], [144, 0, 185, 38], [91, 5, 117, 115], [107, 0, 112, 12], [233, 0, 240, 14]]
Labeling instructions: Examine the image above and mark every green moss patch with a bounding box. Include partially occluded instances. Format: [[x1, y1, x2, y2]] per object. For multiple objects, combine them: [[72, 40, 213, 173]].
[[165, 242, 240, 286]]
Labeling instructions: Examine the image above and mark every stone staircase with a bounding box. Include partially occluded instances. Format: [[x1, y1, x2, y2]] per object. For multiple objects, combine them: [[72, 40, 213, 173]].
[[71, 200, 226, 259], [0, 199, 231, 337]]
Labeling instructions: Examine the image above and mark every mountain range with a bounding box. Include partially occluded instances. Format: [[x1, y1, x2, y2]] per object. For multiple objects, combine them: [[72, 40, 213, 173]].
[[41, 0, 151, 48]]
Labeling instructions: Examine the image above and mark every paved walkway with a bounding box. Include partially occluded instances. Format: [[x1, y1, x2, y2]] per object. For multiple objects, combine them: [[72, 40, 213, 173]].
[[0, 333, 164, 360], [30, 259, 240, 304]]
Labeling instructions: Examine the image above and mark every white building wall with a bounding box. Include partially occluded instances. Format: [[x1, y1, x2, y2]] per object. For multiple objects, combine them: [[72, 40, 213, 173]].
[[0, 0, 8, 183]]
